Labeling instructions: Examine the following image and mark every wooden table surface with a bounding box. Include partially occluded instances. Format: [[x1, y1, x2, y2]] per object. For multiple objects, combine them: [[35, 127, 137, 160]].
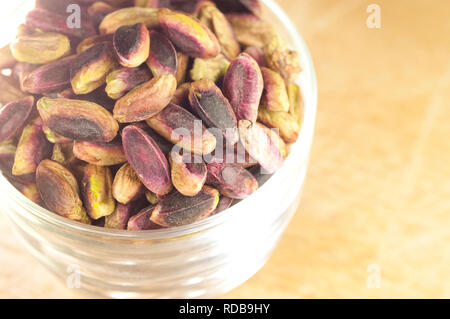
[[1, 0, 450, 298]]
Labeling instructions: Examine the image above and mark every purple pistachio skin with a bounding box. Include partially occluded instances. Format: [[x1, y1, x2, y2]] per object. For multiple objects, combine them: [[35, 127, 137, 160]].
[[127, 205, 163, 230], [222, 53, 263, 122], [147, 30, 178, 76], [158, 8, 220, 59], [26, 8, 96, 39], [210, 196, 233, 216], [113, 23, 150, 68], [189, 79, 238, 145], [13, 118, 53, 176], [150, 186, 219, 227], [0, 96, 34, 142], [206, 160, 258, 199], [122, 124, 172, 196], [146, 103, 217, 155], [22, 55, 76, 95]]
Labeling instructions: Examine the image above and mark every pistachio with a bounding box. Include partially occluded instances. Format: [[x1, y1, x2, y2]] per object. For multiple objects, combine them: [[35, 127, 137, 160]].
[[99, 7, 158, 34], [13, 118, 53, 176], [260, 67, 290, 112], [51, 142, 78, 166], [169, 150, 207, 197], [36, 159, 89, 222], [243, 46, 266, 67], [37, 97, 119, 142], [223, 53, 263, 122], [206, 160, 258, 199], [112, 163, 144, 204], [264, 35, 302, 83], [146, 103, 217, 155], [105, 66, 152, 99], [146, 30, 178, 76], [81, 164, 116, 220], [22, 55, 76, 95], [26, 8, 97, 39], [190, 53, 230, 83], [114, 23, 150, 68], [122, 124, 172, 195], [127, 205, 163, 230], [0, 75, 26, 106], [210, 195, 233, 216], [0, 45, 16, 69], [158, 8, 220, 59], [10, 32, 71, 65], [198, 4, 240, 60], [189, 79, 238, 144], [113, 74, 177, 123], [238, 120, 287, 173], [76, 34, 114, 54], [175, 52, 189, 84], [0, 96, 35, 143], [150, 186, 219, 227], [73, 139, 127, 166], [287, 83, 303, 125], [257, 108, 300, 143], [71, 42, 117, 95], [226, 13, 275, 48]]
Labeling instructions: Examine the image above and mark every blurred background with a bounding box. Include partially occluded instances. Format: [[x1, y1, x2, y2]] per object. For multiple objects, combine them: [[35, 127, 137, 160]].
[[1, 0, 449, 298]]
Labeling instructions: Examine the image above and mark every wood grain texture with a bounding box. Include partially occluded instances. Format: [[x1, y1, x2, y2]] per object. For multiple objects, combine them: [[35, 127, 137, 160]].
[[1, 0, 450, 298]]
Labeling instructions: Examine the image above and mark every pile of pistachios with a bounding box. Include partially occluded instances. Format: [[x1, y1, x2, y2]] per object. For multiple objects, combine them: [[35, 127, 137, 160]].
[[0, 0, 303, 230]]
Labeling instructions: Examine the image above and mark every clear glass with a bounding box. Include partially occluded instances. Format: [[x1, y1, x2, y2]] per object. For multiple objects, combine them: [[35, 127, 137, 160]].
[[0, 0, 317, 298]]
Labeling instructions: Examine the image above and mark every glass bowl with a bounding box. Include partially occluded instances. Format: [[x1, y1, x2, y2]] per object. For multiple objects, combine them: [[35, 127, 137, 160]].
[[0, 0, 317, 298]]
